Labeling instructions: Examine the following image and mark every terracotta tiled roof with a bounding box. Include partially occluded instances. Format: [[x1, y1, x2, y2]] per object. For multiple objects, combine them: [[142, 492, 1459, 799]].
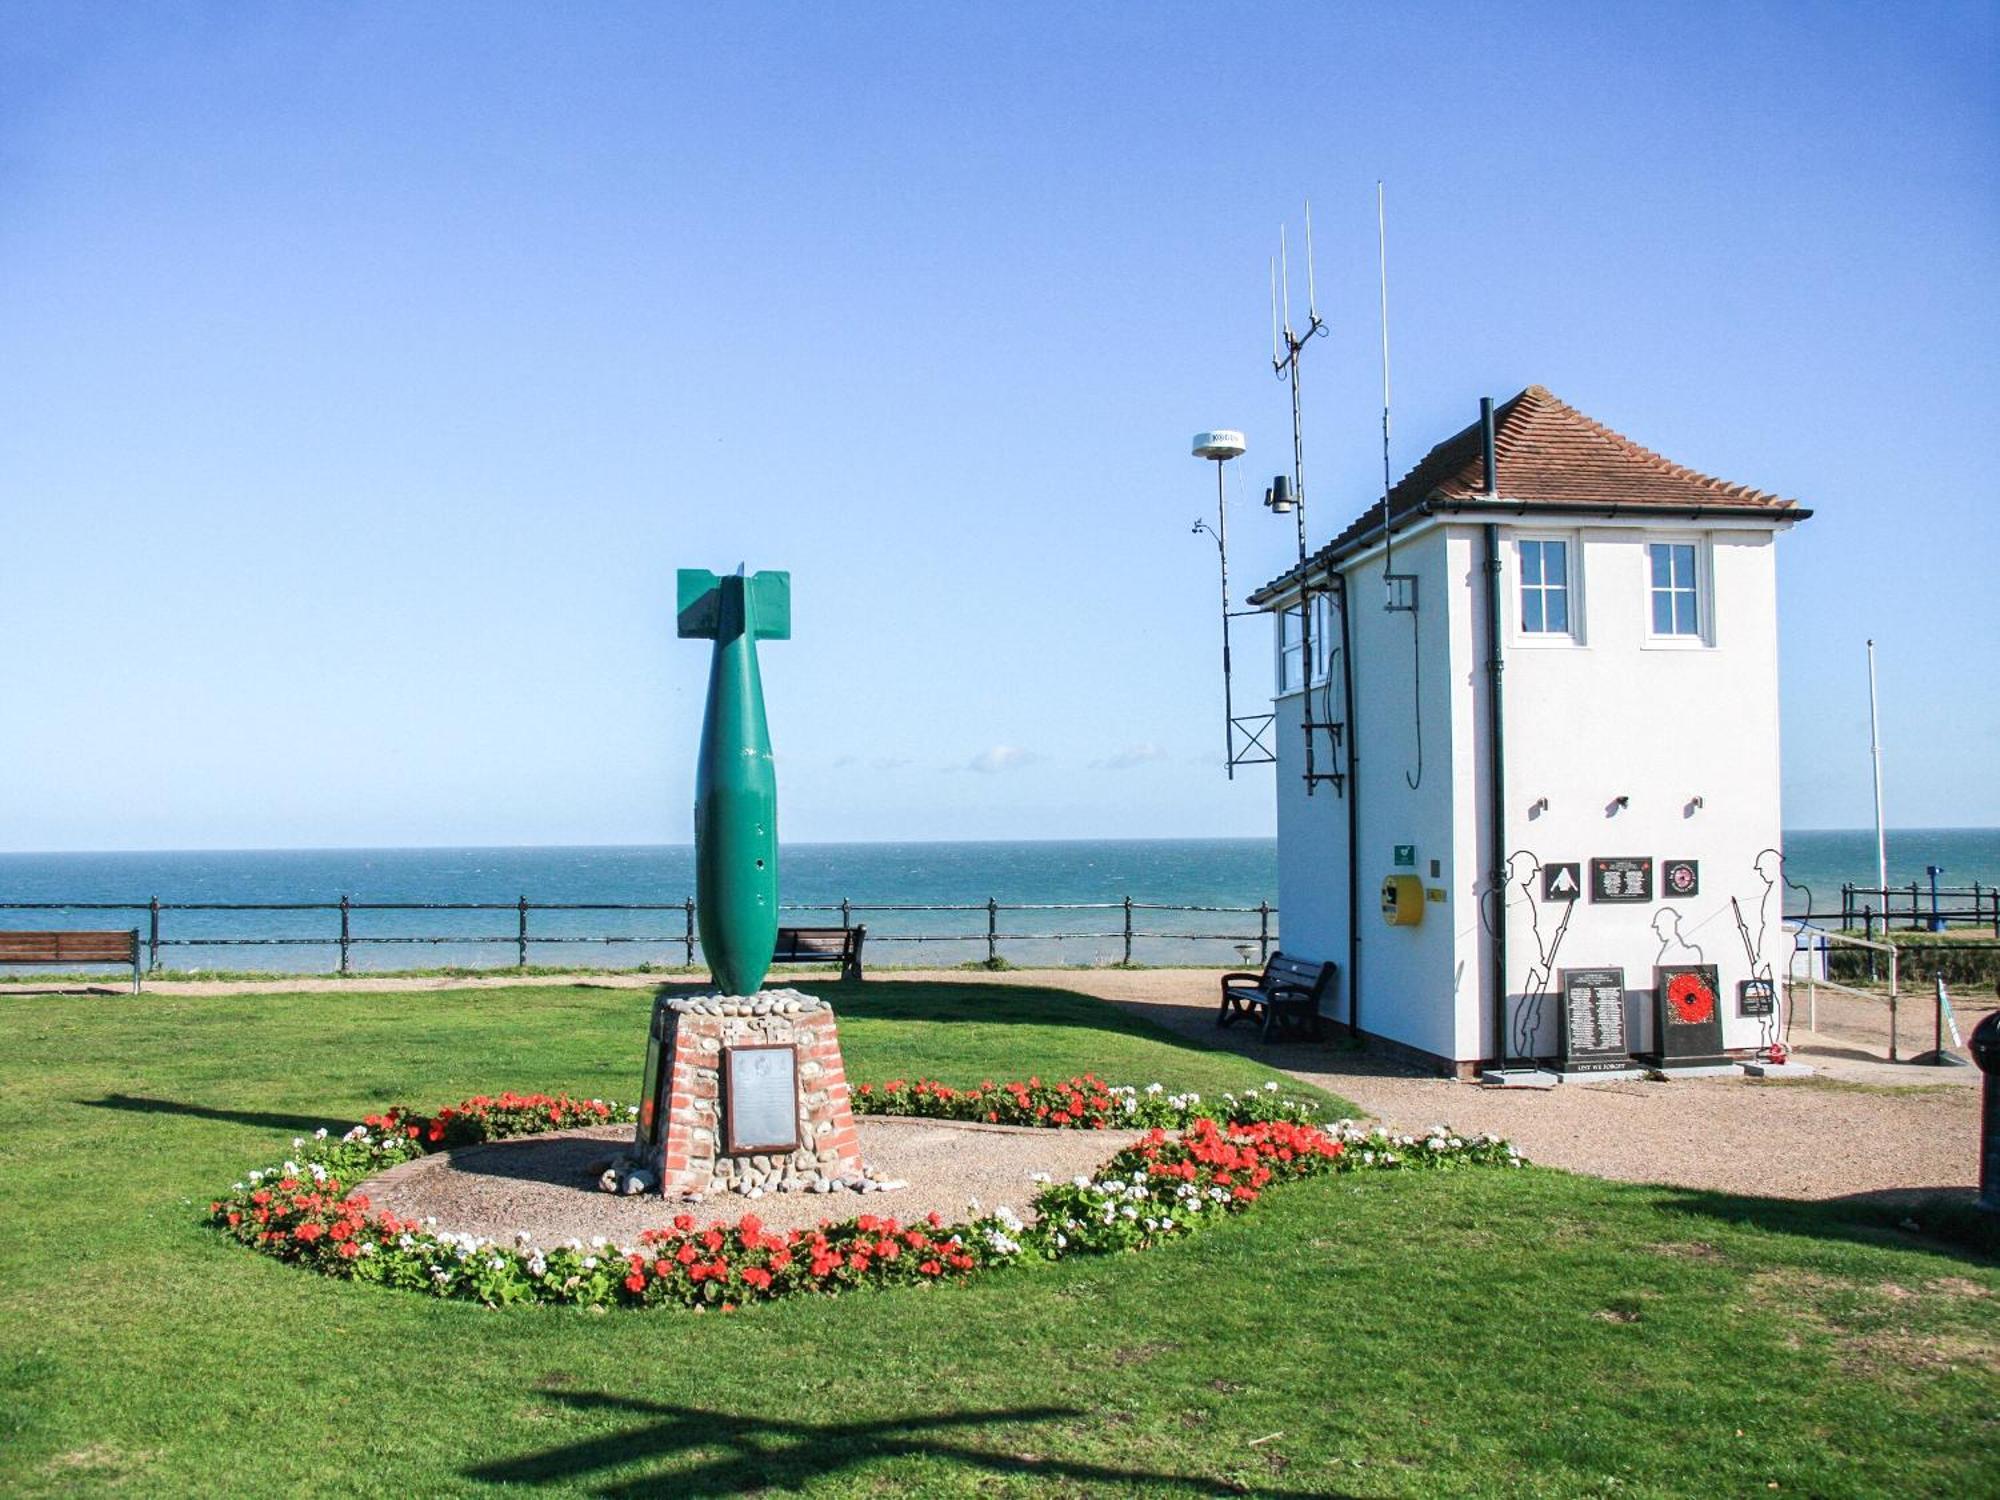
[[1249, 386, 1807, 602]]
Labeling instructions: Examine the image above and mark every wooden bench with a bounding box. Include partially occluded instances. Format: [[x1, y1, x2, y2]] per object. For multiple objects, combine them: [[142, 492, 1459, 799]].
[[0, 930, 142, 992], [771, 925, 866, 982], [1217, 952, 1333, 1042]]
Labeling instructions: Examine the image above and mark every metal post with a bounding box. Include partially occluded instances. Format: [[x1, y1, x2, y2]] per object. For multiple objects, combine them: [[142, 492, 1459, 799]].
[[840, 898, 852, 932], [1864, 906, 1876, 980], [1927, 865, 1944, 933], [1887, 943, 1900, 1063], [1122, 897, 1133, 966], [986, 898, 998, 967], [147, 896, 160, 973], [1909, 881, 1920, 931], [1258, 901, 1272, 963], [338, 895, 351, 977], [684, 898, 695, 967], [517, 896, 528, 969]]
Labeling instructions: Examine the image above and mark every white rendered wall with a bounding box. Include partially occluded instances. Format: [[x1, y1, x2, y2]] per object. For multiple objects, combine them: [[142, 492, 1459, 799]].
[[1486, 524, 1788, 1060], [1272, 526, 1462, 1059], [1272, 518, 1791, 1066]]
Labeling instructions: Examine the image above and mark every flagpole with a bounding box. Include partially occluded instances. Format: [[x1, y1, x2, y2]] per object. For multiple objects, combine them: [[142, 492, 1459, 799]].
[[1867, 639, 1888, 902]]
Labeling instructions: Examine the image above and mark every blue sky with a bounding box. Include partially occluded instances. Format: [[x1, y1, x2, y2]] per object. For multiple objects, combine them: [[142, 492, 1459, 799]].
[[2, 4, 1994, 850]]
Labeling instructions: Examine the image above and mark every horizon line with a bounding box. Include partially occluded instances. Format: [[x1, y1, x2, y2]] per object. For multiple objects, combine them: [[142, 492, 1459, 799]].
[[1, 826, 1994, 858]]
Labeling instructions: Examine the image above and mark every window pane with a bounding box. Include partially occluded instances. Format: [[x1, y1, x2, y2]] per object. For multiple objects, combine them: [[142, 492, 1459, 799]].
[[1672, 544, 1695, 586], [1546, 589, 1568, 634], [1546, 541, 1566, 583], [1653, 591, 1674, 635], [1521, 542, 1542, 585], [1674, 591, 1697, 635], [1651, 544, 1672, 588], [1522, 590, 1544, 633]]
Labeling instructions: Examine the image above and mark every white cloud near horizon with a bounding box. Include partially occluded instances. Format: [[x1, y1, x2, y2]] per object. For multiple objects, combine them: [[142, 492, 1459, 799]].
[[1091, 743, 1169, 770], [963, 745, 1039, 774]]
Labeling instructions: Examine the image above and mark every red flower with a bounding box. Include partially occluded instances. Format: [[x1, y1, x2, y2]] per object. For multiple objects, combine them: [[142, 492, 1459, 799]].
[[919, 1259, 942, 1276], [741, 1267, 772, 1290], [625, 1273, 646, 1293]]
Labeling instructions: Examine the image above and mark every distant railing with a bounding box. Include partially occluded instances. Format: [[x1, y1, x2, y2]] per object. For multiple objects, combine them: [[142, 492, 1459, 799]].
[[1840, 882, 2000, 937], [0, 896, 1280, 974]]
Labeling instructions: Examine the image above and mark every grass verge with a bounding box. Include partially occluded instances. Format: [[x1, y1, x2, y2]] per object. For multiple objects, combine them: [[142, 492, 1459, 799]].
[[1, 979, 1994, 1497]]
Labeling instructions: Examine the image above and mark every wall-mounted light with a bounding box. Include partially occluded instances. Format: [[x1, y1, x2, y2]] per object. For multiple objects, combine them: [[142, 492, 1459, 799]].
[[1685, 795, 1704, 817], [1528, 796, 1549, 819], [1606, 795, 1629, 816]]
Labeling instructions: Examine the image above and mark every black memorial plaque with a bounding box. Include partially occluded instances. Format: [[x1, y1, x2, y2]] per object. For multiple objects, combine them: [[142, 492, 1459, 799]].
[[1663, 859, 1699, 898], [1737, 978, 1776, 1018], [723, 1043, 800, 1154], [1652, 964, 1727, 1066], [1542, 863, 1582, 902], [1558, 966, 1630, 1071], [1590, 857, 1653, 903]]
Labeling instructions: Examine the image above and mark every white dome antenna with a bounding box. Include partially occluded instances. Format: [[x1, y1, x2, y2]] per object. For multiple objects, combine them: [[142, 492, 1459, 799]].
[[1192, 430, 1247, 462]]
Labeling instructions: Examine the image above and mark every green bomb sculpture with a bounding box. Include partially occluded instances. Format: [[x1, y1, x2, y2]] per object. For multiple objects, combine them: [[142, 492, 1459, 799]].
[[605, 566, 882, 1200], [678, 565, 789, 996]]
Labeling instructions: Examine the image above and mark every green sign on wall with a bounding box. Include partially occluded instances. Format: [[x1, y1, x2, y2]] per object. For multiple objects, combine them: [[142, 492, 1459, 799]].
[[1393, 844, 1416, 868]]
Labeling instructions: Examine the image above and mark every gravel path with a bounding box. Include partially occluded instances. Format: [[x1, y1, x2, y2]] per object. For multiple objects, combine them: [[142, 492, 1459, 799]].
[[358, 1116, 1143, 1249], [20, 964, 1985, 1203]]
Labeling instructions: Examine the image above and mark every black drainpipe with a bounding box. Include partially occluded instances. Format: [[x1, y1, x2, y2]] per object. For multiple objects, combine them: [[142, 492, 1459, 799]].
[[1480, 396, 1509, 1070], [1334, 572, 1360, 1034]]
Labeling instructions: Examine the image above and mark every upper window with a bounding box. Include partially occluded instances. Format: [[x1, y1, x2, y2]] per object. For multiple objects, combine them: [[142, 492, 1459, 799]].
[[1275, 595, 1337, 693], [1277, 606, 1305, 693], [1518, 539, 1570, 635], [1649, 542, 1701, 637]]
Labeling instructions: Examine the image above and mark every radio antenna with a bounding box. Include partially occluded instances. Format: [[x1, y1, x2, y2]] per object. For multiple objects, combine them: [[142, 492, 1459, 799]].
[[1377, 180, 1395, 575], [1270, 200, 1336, 797]]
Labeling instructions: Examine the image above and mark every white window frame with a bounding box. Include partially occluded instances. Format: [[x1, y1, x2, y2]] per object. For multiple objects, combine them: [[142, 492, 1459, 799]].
[[1510, 530, 1584, 647], [1275, 604, 1306, 694], [1274, 592, 1338, 694], [1643, 535, 1713, 648]]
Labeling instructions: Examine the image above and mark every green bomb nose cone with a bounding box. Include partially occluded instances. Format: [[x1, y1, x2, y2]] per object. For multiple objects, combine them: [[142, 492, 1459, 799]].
[[677, 567, 790, 997]]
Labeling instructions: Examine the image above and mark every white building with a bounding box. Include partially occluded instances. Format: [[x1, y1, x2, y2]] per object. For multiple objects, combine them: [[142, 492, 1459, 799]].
[[1248, 386, 1810, 1077]]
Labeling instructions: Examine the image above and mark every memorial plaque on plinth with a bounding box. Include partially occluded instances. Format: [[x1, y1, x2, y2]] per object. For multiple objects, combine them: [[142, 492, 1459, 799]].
[[1652, 964, 1728, 1067], [1558, 966, 1630, 1071], [724, 1043, 801, 1154], [1737, 978, 1775, 1018]]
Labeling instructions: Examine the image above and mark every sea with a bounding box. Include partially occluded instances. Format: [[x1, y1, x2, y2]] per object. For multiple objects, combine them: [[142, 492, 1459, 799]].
[[0, 830, 1993, 974]]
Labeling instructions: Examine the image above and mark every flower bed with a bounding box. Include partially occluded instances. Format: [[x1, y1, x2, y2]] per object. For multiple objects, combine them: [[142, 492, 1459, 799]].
[[208, 1080, 1520, 1311], [852, 1073, 1319, 1131]]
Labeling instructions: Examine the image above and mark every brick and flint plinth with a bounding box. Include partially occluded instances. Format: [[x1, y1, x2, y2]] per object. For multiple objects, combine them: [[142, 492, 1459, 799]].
[[610, 990, 875, 1199]]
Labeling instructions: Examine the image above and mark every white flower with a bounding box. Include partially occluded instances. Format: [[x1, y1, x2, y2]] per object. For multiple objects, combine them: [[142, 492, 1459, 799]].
[[1264, 1081, 1279, 1092], [1054, 1232, 1068, 1248], [515, 1230, 532, 1246], [1030, 1172, 1052, 1184], [582, 1256, 599, 1270], [314, 1127, 329, 1140], [1145, 1083, 1163, 1096]]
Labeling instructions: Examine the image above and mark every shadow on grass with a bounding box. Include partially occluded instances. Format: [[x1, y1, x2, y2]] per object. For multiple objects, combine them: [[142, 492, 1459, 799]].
[[1650, 1182, 2000, 1265], [78, 1093, 354, 1139], [651, 977, 1237, 1050], [468, 1391, 1344, 1499]]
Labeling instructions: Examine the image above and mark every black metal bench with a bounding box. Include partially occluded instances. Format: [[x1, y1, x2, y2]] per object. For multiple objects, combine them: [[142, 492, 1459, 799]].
[[771, 925, 866, 982], [0, 929, 142, 993], [1217, 953, 1332, 1042]]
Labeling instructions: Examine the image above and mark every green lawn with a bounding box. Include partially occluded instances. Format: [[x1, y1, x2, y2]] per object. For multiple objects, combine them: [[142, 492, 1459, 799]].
[[2, 980, 1994, 1497]]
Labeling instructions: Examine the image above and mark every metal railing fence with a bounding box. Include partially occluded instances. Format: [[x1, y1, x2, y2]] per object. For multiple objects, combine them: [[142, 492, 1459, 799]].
[[0, 895, 1279, 974], [1840, 882, 2000, 936]]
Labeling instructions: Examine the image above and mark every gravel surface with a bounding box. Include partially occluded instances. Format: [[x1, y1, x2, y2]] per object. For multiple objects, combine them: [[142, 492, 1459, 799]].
[[25, 964, 1984, 1204], [359, 1116, 1144, 1249]]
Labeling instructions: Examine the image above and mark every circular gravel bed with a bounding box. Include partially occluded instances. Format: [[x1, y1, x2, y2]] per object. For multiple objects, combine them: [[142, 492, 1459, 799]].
[[357, 1116, 1145, 1248]]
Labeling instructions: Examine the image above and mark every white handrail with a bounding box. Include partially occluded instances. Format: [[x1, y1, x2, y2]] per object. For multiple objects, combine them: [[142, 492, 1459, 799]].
[[1783, 918, 1901, 1059]]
